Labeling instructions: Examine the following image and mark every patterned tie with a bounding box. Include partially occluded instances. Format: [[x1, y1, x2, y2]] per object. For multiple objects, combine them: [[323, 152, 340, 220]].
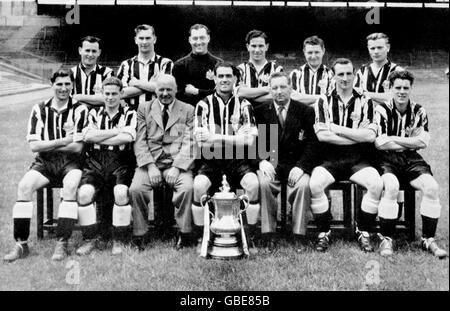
[[162, 105, 169, 129], [277, 105, 285, 129]]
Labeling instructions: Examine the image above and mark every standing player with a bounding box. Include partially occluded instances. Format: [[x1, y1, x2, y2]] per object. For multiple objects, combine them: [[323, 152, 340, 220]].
[[117, 24, 173, 111], [71, 36, 114, 107], [290, 36, 333, 98], [193, 62, 260, 250], [172, 24, 223, 107], [4, 69, 88, 262], [354, 33, 402, 103], [76, 77, 137, 256], [237, 30, 283, 107], [309, 58, 383, 252], [374, 70, 447, 258]]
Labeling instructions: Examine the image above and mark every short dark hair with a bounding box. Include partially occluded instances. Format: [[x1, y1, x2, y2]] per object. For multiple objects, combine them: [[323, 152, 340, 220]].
[[303, 35, 325, 50], [189, 24, 210, 36], [80, 36, 101, 49], [213, 62, 239, 77], [245, 29, 268, 44], [269, 71, 291, 86], [331, 58, 354, 74], [366, 32, 390, 45], [134, 24, 155, 36], [388, 70, 414, 87], [50, 69, 73, 84], [102, 77, 123, 91]]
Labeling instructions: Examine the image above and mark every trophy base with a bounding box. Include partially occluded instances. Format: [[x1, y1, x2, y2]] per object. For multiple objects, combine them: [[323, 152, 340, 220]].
[[208, 244, 244, 260], [213, 235, 239, 247]]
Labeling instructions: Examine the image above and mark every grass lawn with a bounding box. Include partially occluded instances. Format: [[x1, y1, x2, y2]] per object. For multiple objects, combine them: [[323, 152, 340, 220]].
[[0, 69, 448, 291]]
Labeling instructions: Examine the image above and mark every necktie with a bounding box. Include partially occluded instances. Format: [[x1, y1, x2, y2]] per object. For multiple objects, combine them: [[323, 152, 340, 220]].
[[277, 105, 285, 129], [162, 105, 169, 129]]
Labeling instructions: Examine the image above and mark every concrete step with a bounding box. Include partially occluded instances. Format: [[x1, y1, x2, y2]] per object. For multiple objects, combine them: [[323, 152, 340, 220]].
[[0, 66, 49, 97]]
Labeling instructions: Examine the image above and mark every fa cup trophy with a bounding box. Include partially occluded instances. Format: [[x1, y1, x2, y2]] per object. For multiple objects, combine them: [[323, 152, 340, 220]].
[[200, 175, 250, 259]]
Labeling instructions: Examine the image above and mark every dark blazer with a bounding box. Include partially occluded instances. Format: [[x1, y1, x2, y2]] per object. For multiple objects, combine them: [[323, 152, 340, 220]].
[[253, 100, 319, 177]]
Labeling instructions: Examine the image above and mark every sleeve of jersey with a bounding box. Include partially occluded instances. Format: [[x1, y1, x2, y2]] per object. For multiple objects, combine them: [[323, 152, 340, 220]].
[[116, 61, 129, 87], [354, 68, 363, 89], [162, 58, 173, 75], [362, 99, 378, 133], [194, 100, 209, 131], [313, 96, 330, 133], [121, 109, 137, 141], [73, 105, 88, 142], [82, 109, 98, 140], [237, 101, 258, 137], [26, 104, 43, 142], [374, 104, 389, 136], [416, 107, 431, 147]]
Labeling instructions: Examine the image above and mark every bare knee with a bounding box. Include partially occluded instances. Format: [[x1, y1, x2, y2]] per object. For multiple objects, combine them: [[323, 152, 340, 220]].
[[114, 185, 129, 205], [382, 177, 399, 200], [78, 185, 95, 205], [309, 177, 326, 197], [193, 175, 211, 199], [17, 178, 35, 200], [241, 173, 259, 196], [366, 178, 384, 198], [423, 180, 439, 199], [62, 177, 81, 198]]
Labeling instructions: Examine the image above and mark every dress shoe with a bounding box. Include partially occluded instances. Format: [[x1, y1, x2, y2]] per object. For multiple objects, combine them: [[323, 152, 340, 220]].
[[378, 235, 394, 257], [175, 233, 191, 250]]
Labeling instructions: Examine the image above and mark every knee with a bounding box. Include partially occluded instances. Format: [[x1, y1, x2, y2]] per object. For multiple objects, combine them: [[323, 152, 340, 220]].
[[129, 182, 148, 196], [241, 173, 259, 195], [309, 177, 326, 197], [114, 185, 129, 205], [78, 185, 95, 205], [193, 175, 211, 197], [423, 180, 439, 199], [62, 178, 80, 197], [17, 178, 34, 199], [383, 179, 399, 200], [366, 178, 384, 197]]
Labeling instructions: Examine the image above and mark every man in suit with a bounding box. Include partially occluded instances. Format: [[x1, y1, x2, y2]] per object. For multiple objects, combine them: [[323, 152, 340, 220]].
[[129, 74, 195, 250], [254, 72, 319, 249]]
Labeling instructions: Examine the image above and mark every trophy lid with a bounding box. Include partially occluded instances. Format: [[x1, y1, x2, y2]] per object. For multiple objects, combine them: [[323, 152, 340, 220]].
[[214, 175, 235, 199]]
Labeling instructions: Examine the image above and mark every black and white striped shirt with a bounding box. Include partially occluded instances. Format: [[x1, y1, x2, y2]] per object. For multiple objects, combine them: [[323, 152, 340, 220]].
[[354, 60, 399, 93], [83, 105, 137, 152], [237, 60, 283, 88], [314, 89, 377, 133], [375, 99, 429, 138], [195, 92, 258, 137], [70, 63, 114, 95], [290, 63, 333, 95], [117, 54, 173, 110], [27, 97, 88, 143]]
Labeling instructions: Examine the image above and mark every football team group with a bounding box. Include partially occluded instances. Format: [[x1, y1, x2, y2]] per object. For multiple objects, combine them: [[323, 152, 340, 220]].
[[3, 23, 448, 263]]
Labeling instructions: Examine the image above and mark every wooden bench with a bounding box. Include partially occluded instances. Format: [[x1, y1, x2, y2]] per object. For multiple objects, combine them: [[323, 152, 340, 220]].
[[279, 181, 357, 238], [36, 185, 59, 239]]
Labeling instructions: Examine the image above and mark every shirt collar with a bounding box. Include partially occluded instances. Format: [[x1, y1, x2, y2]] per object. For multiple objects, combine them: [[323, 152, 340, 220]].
[[273, 100, 290, 112], [134, 54, 157, 65], [49, 97, 70, 113], [159, 99, 175, 113], [101, 105, 124, 120], [79, 63, 99, 73]]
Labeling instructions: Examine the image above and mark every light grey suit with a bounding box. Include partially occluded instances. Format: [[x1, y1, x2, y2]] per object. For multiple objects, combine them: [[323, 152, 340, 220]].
[[129, 98, 196, 236]]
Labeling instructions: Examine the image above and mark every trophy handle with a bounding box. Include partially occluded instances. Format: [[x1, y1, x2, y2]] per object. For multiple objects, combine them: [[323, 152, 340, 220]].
[[238, 194, 250, 215], [200, 194, 210, 208]]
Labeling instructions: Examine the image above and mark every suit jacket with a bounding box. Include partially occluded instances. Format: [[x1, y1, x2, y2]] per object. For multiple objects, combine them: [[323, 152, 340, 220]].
[[134, 98, 196, 171], [253, 99, 319, 176]]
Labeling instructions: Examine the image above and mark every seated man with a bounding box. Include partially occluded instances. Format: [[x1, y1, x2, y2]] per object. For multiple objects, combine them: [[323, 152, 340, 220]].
[[254, 72, 319, 248], [310, 58, 383, 252], [129, 74, 195, 250], [374, 70, 447, 258], [76, 77, 137, 256], [4, 69, 88, 262], [193, 62, 260, 248]]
